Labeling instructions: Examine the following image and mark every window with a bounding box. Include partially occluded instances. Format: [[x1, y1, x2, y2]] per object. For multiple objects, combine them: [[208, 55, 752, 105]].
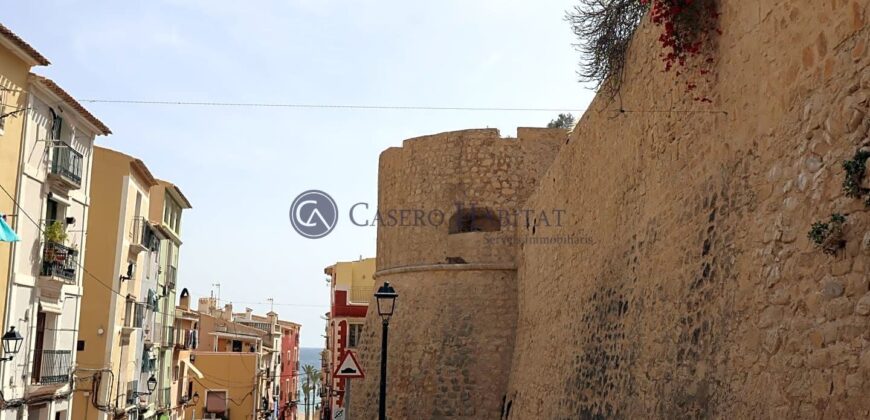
[[45, 199, 61, 224], [164, 197, 182, 233], [232, 340, 242, 352], [50, 108, 63, 140], [448, 207, 500, 234], [134, 192, 142, 219], [348, 324, 363, 348], [205, 390, 228, 414]]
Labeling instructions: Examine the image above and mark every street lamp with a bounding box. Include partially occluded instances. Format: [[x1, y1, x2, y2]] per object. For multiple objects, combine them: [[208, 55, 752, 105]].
[[133, 374, 158, 398], [146, 375, 158, 394], [373, 282, 397, 420], [0, 327, 23, 362]]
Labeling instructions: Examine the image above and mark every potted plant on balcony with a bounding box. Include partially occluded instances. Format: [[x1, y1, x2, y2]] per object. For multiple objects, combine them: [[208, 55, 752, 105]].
[[43, 221, 68, 263], [44, 221, 68, 244]]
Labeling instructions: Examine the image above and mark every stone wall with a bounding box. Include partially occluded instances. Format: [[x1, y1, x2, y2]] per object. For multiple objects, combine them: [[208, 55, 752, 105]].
[[349, 128, 564, 419], [506, 0, 869, 418], [350, 0, 868, 418]]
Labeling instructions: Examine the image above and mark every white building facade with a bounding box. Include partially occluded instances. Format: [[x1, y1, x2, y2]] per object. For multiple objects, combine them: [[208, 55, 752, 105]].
[[0, 74, 110, 420]]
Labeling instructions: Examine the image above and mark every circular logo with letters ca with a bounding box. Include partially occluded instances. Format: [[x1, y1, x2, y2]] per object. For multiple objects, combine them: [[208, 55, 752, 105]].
[[289, 190, 338, 239]]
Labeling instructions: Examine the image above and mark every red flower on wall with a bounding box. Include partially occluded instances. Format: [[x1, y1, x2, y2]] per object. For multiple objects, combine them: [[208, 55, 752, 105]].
[[644, 0, 720, 100]]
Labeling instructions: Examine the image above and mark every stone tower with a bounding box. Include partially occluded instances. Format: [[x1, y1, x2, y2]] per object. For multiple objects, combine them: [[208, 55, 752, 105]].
[[349, 128, 564, 419]]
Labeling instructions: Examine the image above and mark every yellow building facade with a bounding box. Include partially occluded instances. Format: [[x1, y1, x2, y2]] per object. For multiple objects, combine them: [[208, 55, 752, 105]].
[[322, 257, 375, 418], [73, 147, 160, 420], [0, 23, 49, 335], [148, 180, 192, 417], [186, 353, 258, 420]]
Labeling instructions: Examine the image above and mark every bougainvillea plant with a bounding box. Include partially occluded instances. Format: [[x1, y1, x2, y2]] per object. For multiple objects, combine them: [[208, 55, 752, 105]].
[[643, 0, 720, 101], [567, 0, 720, 100]]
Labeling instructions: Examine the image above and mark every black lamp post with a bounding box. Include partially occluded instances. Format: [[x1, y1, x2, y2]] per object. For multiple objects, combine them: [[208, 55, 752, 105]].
[[0, 327, 23, 362], [374, 282, 397, 420]]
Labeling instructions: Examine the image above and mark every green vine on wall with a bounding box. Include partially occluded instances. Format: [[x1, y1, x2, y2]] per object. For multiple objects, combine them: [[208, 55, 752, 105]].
[[808, 213, 847, 255], [842, 150, 870, 204]]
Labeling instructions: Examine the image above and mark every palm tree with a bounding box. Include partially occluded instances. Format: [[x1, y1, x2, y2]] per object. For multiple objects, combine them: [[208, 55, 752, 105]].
[[302, 364, 320, 420]]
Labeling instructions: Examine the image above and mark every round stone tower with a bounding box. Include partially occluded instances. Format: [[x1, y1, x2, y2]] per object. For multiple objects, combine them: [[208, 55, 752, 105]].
[[349, 128, 565, 419]]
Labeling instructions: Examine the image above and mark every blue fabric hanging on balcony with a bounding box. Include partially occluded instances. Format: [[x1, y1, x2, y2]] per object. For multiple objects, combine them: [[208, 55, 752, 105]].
[[0, 216, 20, 242]]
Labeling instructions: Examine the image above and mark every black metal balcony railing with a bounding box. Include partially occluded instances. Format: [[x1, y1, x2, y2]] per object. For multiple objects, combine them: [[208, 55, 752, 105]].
[[36, 350, 72, 384], [40, 242, 78, 283], [50, 143, 83, 187]]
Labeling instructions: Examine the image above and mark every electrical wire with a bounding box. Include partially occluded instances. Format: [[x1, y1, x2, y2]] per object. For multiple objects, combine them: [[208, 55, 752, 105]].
[[78, 98, 583, 113], [0, 181, 182, 319], [0, 181, 321, 320], [76, 98, 728, 115], [0, 181, 271, 411]]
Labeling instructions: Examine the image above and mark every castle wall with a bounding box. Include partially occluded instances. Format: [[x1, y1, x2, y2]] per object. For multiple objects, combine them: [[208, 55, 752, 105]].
[[349, 0, 868, 418], [505, 0, 869, 418], [349, 128, 564, 419]]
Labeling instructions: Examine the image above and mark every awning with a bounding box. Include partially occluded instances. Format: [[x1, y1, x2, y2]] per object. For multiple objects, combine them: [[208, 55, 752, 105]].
[[206, 391, 227, 413], [140, 406, 157, 418], [0, 217, 20, 242], [186, 360, 204, 379], [38, 298, 63, 314]]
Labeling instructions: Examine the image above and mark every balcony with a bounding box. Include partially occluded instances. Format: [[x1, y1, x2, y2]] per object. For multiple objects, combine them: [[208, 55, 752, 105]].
[[34, 350, 72, 384], [39, 242, 78, 284], [129, 217, 156, 255], [125, 380, 139, 405], [47, 143, 83, 190], [350, 284, 373, 304], [122, 300, 145, 335], [176, 328, 197, 350]]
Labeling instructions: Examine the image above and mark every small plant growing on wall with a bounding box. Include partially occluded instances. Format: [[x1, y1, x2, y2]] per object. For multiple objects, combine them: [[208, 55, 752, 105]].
[[842, 149, 870, 204], [43, 221, 67, 244], [808, 213, 847, 255]]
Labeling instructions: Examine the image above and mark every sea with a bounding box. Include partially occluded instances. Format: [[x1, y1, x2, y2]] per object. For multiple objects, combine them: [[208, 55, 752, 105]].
[[298, 347, 325, 414]]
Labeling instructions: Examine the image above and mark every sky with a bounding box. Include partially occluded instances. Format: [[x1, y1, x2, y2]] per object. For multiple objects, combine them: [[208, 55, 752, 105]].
[[4, 0, 595, 347]]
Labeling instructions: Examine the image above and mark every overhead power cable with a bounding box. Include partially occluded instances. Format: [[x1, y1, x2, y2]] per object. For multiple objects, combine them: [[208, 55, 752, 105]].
[[78, 98, 585, 112], [76, 98, 728, 115]]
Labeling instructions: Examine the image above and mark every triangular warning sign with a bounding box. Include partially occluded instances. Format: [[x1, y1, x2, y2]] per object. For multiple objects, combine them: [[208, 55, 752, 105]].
[[334, 350, 365, 379]]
